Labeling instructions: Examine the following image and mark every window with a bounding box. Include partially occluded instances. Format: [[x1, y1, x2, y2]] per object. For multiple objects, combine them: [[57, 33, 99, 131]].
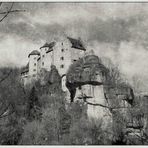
[[62, 42, 63, 45], [60, 64, 64, 68], [73, 59, 77, 62], [34, 63, 36, 66], [33, 69, 36, 72], [33, 74, 36, 77], [78, 86, 82, 90], [61, 49, 64, 52], [42, 62, 44, 66], [61, 57, 64, 60]]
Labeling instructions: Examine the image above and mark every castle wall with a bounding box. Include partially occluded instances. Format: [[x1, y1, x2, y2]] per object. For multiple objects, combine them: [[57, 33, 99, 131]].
[[40, 47, 47, 70], [53, 38, 85, 76], [53, 40, 72, 76], [29, 54, 39, 78], [70, 48, 85, 63], [44, 51, 53, 71], [37, 58, 41, 74], [23, 37, 86, 86]]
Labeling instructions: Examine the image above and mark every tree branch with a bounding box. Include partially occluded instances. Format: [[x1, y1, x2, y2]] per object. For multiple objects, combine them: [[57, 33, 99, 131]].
[[0, 103, 15, 119], [84, 99, 110, 109], [79, 94, 129, 112], [0, 2, 14, 22], [0, 9, 25, 15], [0, 104, 10, 117]]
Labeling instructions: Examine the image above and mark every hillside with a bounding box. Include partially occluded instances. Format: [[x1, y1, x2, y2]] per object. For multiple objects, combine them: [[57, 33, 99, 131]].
[[65, 54, 148, 144], [0, 58, 147, 145]]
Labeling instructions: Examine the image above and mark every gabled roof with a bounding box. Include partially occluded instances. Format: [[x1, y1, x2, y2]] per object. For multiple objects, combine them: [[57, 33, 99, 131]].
[[40, 41, 56, 50], [28, 50, 40, 58], [46, 48, 53, 53], [67, 37, 86, 51]]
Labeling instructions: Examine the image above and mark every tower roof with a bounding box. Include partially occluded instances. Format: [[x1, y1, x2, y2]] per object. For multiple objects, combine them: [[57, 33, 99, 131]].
[[40, 41, 56, 49], [28, 50, 40, 58], [46, 48, 53, 53], [67, 37, 86, 51]]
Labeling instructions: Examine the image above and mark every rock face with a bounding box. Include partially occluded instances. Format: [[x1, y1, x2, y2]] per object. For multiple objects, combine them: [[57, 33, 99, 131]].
[[66, 55, 112, 125], [66, 55, 108, 102], [66, 55, 108, 87], [66, 54, 136, 134]]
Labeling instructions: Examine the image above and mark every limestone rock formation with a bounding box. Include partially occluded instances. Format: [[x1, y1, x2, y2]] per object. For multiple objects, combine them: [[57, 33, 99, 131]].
[[66, 55, 109, 102], [66, 54, 112, 127], [66, 55, 108, 87], [66, 54, 136, 135]]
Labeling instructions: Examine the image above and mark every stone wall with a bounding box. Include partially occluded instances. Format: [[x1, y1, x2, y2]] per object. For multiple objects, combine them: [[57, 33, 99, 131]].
[[29, 54, 39, 78]]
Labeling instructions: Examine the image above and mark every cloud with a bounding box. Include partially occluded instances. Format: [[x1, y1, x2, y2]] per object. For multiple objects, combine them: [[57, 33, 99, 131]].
[[0, 2, 147, 45], [1, 2, 148, 91], [0, 35, 40, 67]]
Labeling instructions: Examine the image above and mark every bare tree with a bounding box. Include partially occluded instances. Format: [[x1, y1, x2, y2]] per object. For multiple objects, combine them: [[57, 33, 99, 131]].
[[0, 3, 25, 119], [0, 2, 25, 84], [0, 2, 25, 22]]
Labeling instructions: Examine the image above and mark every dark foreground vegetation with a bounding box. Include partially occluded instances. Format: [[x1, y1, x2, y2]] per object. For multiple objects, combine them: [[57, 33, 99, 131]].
[[0, 66, 147, 145]]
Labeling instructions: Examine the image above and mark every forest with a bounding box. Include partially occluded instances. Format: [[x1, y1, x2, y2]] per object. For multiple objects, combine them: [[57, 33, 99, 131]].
[[0, 59, 147, 145]]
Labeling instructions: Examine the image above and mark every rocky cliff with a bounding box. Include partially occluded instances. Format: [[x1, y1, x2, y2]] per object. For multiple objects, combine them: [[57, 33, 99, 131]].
[[66, 54, 136, 135], [66, 55, 109, 102], [66, 54, 134, 104]]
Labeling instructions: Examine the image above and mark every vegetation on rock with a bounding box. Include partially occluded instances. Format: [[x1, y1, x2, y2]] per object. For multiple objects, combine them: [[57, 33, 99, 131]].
[[0, 57, 147, 145]]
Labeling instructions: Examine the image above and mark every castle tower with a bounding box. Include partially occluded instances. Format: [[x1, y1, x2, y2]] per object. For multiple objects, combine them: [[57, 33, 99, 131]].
[[53, 36, 86, 76], [21, 36, 86, 87], [28, 50, 40, 79], [67, 37, 86, 63], [40, 42, 55, 72], [53, 42, 69, 75]]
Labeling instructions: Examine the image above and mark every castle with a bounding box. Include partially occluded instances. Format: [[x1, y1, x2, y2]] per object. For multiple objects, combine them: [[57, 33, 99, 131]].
[[21, 35, 146, 139], [21, 35, 134, 127], [21, 36, 86, 86]]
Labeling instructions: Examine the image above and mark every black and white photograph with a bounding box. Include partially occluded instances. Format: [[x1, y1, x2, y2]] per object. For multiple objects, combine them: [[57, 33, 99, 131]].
[[0, 1, 148, 145]]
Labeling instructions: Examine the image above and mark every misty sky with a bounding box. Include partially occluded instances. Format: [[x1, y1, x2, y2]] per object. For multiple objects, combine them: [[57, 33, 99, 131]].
[[1, 2, 148, 91]]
